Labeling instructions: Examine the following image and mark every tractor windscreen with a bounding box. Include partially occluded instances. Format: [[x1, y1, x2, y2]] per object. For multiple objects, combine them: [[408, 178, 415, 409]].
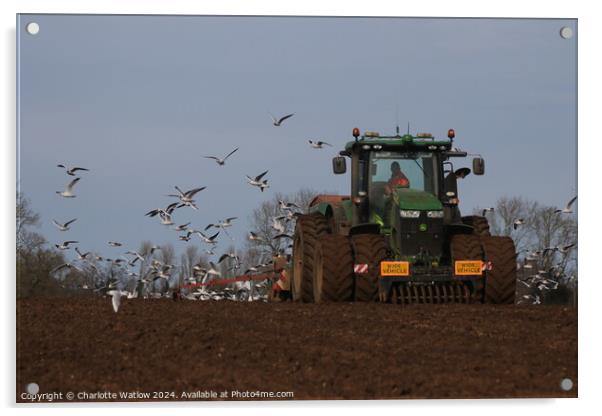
[[369, 151, 438, 196]]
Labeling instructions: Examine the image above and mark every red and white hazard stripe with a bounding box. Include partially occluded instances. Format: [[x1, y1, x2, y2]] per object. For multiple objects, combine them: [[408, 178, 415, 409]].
[[481, 261, 493, 272], [354, 263, 369, 274]]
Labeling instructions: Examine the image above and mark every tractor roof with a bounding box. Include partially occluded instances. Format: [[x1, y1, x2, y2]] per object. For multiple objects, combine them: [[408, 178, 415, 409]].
[[344, 133, 452, 152]]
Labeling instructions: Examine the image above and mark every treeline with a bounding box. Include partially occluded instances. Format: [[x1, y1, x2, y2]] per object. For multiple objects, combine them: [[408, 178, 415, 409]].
[[17, 191, 577, 305]]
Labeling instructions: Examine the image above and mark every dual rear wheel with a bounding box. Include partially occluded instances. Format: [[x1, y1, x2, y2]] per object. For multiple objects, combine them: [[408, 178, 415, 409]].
[[293, 215, 516, 304]]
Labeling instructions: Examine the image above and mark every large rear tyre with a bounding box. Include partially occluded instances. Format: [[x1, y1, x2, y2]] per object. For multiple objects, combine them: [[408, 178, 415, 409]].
[[351, 234, 388, 302], [481, 236, 517, 304], [291, 214, 330, 302], [450, 234, 485, 303], [313, 235, 354, 302], [461, 215, 491, 236]]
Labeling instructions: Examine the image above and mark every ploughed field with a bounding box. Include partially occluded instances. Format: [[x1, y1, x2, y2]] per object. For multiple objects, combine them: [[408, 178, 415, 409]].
[[17, 297, 577, 401]]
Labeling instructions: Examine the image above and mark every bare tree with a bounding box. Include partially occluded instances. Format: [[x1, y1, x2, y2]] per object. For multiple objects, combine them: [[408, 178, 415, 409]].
[[246, 188, 329, 259], [16, 192, 42, 255], [481, 196, 539, 253], [16, 192, 69, 297], [158, 243, 176, 266], [476, 195, 578, 304], [180, 244, 204, 283]]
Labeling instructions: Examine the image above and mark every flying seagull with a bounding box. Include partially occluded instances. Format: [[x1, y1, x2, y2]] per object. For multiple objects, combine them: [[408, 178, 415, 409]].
[[107, 290, 123, 313], [279, 200, 301, 211], [50, 262, 83, 274], [52, 218, 77, 231], [174, 222, 190, 232], [555, 196, 577, 214], [55, 240, 78, 250], [205, 217, 238, 231], [57, 164, 90, 176], [179, 231, 193, 242], [248, 231, 264, 242], [196, 231, 220, 245], [270, 112, 294, 126], [246, 171, 269, 192], [74, 247, 91, 261], [145, 202, 179, 225], [218, 252, 239, 263], [203, 147, 239, 166], [544, 243, 576, 256], [308, 140, 332, 149], [481, 207, 494, 217], [272, 218, 286, 234], [125, 251, 145, 264], [108, 241, 122, 247], [56, 177, 80, 198], [168, 186, 206, 210], [513, 218, 525, 230]]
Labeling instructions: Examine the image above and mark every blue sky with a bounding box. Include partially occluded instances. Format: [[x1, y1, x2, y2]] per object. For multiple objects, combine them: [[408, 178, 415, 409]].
[[17, 15, 577, 259]]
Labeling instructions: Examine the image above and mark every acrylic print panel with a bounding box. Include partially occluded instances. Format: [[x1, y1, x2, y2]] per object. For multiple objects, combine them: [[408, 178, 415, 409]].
[[16, 14, 577, 402]]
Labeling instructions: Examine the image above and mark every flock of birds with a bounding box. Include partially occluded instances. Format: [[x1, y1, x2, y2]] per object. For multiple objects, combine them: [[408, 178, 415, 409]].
[[47, 114, 577, 309], [480, 195, 578, 305], [48, 112, 326, 312]]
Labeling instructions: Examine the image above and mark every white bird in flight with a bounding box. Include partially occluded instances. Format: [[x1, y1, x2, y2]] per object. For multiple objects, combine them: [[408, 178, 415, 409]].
[[555, 196, 577, 214], [56, 177, 80, 198], [179, 231, 193, 242], [308, 140, 332, 149], [55, 240, 78, 250], [248, 231, 264, 242], [205, 217, 238, 231], [107, 289, 123, 313], [279, 200, 301, 212], [52, 218, 77, 231], [108, 241, 122, 247], [270, 112, 294, 126], [174, 222, 190, 232], [481, 207, 494, 216], [513, 218, 525, 230], [246, 171, 269, 192], [196, 231, 220, 245], [203, 147, 239, 166], [168, 186, 206, 210], [74, 247, 91, 261], [50, 262, 82, 274], [57, 164, 90, 176], [272, 218, 286, 234], [125, 250, 145, 264], [145, 202, 178, 225]]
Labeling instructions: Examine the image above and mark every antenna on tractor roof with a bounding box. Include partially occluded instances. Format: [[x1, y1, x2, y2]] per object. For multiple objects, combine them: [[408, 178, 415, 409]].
[[395, 102, 400, 136], [407, 122, 410, 135]]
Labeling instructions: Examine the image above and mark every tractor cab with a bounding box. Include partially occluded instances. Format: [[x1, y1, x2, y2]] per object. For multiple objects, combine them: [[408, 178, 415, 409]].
[[333, 128, 484, 233]]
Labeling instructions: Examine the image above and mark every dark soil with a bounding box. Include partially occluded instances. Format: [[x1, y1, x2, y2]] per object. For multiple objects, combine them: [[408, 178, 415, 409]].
[[16, 297, 577, 401]]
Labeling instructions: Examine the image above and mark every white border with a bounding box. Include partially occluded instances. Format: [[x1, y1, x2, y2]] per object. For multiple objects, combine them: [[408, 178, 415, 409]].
[[2, 1, 599, 415]]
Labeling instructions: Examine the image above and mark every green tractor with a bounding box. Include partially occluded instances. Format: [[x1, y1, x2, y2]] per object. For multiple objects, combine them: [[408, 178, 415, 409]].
[[292, 128, 517, 304]]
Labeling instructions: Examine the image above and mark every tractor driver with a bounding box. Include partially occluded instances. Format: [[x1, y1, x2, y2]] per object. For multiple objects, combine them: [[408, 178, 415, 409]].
[[384, 161, 410, 195]]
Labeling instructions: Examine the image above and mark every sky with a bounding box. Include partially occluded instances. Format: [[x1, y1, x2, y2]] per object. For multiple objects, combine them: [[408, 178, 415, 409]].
[[16, 15, 577, 261]]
